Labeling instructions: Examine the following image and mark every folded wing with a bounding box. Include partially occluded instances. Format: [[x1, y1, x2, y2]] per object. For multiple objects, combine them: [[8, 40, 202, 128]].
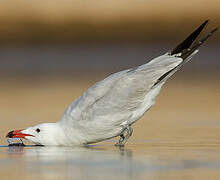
[[60, 20, 218, 131]]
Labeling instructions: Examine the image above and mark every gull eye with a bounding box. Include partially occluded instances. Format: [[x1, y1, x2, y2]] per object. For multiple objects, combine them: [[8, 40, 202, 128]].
[[36, 128, 40, 133]]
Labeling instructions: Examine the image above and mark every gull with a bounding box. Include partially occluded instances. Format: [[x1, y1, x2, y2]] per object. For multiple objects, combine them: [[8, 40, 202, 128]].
[[6, 20, 218, 146]]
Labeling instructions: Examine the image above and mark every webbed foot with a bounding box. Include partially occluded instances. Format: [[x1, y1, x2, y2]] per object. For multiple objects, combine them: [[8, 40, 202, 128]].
[[115, 125, 133, 147]]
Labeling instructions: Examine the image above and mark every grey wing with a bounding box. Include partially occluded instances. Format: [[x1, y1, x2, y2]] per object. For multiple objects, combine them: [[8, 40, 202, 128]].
[[59, 20, 217, 131], [59, 53, 183, 129]]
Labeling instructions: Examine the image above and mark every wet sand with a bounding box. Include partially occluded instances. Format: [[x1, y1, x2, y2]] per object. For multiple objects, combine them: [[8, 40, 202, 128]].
[[1, 143, 220, 180]]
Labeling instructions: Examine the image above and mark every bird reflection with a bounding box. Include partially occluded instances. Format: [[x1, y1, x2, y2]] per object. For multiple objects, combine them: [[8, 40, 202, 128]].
[[7, 145, 24, 154], [6, 144, 141, 180], [7, 144, 133, 159]]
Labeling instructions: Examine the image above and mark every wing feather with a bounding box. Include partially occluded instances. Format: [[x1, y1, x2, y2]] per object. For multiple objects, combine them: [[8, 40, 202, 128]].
[[60, 53, 182, 128]]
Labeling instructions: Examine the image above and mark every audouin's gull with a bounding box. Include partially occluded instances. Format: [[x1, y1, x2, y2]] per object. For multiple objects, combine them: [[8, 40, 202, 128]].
[[6, 20, 218, 146]]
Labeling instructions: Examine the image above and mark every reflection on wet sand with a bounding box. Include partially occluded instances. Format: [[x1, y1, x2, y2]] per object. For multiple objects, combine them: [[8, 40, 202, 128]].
[[6, 145, 141, 180], [1, 144, 220, 180]]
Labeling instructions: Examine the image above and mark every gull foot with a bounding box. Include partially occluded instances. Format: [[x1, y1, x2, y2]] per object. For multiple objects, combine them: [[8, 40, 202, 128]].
[[115, 125, 133, 147]]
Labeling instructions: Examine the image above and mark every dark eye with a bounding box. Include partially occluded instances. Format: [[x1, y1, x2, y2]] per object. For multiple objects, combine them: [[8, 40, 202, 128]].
[[36, 128, 40, 133]]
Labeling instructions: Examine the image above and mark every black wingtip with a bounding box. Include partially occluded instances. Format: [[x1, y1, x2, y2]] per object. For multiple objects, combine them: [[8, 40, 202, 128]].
[[153, 21, 217, 87], [171, 20, 209, 55], [180, 26, 218, 60]]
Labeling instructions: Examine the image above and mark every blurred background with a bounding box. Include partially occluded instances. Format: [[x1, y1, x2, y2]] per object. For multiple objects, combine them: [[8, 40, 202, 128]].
[[0, 0, 219, 145]]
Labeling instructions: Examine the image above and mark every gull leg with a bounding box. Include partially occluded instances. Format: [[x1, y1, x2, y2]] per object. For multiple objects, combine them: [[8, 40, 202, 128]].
[[115, 125, 133, 147]]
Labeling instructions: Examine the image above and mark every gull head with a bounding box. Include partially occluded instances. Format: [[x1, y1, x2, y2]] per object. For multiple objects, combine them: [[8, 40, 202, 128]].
[[6, 123, 66, 146]]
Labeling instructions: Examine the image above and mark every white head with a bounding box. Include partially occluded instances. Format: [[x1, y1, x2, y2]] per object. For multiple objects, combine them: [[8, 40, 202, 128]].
[[6, 123, 66, 146]]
